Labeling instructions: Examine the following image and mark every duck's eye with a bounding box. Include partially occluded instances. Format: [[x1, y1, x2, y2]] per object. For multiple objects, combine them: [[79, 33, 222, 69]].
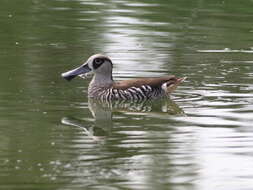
[[93, 58, 104, 69]]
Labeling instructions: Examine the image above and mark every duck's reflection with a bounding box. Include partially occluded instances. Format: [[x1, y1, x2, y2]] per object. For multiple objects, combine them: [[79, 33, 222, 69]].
[[61, 98, 184, 142]]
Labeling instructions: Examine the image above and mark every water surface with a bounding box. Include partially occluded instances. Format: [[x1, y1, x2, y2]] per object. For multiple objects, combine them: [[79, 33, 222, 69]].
[[1, 0, 253, 190]]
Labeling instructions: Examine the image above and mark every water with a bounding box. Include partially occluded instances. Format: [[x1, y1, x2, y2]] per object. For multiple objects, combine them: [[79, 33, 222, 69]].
[[1, 0, 253, 189]]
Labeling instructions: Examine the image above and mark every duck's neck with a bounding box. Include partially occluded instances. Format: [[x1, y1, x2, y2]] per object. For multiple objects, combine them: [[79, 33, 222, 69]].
[[91, 73, 113, 86], [88, 73, 113, 97], [88, 74, 113, 98]]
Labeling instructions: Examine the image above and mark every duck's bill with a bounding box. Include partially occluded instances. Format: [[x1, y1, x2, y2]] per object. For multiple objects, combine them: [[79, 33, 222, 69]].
[[61, 64, 91, 81], [78, 72, 94, 79]]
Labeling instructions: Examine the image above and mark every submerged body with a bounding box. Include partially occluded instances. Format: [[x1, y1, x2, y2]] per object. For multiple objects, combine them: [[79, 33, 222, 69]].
[[62, 54, 185, 101]]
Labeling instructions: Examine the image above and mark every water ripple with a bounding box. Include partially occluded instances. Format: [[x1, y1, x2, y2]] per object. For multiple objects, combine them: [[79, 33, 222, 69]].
[[197, 48, 253, 53]]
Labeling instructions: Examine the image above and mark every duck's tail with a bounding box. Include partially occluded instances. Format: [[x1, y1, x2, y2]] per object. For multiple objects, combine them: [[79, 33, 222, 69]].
[[162, 77, 187, 95]]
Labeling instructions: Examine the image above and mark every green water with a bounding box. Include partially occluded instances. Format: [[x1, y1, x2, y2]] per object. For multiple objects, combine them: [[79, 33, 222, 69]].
[[1, 0, 253, 189]]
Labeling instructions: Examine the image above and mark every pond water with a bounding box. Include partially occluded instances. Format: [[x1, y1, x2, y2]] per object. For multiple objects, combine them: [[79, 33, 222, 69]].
[[1, 0, 253, 189]]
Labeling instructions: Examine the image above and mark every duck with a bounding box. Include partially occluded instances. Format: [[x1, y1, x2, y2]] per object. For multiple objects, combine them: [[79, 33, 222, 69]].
[[61, 54, 185, 101]]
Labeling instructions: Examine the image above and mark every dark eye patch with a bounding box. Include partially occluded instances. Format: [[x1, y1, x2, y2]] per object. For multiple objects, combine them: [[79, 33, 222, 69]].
[[93, 58, 104, 69]]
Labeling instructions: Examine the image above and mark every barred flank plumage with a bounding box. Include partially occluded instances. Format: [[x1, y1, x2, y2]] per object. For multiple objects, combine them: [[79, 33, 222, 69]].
[[91, 85, 165, 101]]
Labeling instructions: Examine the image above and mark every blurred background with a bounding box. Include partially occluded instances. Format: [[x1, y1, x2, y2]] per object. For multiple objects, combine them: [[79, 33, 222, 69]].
[[0, 0, 253, 189]]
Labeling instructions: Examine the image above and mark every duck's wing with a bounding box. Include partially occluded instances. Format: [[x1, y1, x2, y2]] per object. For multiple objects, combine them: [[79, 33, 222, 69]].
[[112, 76, 177, 90]]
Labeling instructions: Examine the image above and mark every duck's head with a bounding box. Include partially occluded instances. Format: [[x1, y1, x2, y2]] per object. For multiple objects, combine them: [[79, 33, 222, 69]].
[[62, 54, 113, 81]]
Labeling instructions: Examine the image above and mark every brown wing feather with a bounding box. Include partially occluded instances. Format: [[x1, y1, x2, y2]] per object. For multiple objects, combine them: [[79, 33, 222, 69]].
[[112, 75, 176, 90]]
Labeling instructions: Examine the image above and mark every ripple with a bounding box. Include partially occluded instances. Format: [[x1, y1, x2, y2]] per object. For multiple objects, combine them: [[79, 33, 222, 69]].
[[174, 91, 204, 103], [220, 60, 253, 64], [125, 2, 160, 7], [197, 48, 253, 53]]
